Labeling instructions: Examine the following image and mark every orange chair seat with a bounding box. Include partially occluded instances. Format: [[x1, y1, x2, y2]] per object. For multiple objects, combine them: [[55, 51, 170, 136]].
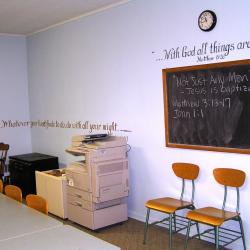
[[186, 206, 239, 226], [146, 197, 192, 213]]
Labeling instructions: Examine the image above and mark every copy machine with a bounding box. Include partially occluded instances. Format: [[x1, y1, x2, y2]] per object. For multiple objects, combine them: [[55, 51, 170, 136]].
[[65, 135, 129, 230]]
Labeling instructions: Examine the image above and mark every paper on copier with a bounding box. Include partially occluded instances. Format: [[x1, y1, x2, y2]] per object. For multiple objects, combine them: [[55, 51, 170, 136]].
[[71, 134, 108, 142], [71, 141, 84, 147], [84, 136, 127, 149], [69, 160, 85, 168], [66, 146, 86, 155]]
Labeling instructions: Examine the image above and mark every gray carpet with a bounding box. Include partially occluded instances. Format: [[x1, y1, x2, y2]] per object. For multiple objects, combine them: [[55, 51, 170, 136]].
[[62, 217, 227, 250]]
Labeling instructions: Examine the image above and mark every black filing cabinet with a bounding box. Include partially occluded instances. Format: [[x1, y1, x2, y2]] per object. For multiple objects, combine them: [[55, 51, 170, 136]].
[[9, 153, 59, 196]]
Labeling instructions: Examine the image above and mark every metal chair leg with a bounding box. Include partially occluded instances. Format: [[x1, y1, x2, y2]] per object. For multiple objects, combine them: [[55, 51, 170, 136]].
[[215, 226, 219, 250], [143, 208, 150, 244], [173, 212, 176, 232], [238, 217, 246, 250], [184, 219, 191, 250], [195, 222, 200, 239], [169, 213, 173, 250]]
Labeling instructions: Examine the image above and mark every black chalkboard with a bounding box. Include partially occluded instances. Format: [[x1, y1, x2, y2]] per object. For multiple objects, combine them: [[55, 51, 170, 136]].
[[163, 59, 250, 154]]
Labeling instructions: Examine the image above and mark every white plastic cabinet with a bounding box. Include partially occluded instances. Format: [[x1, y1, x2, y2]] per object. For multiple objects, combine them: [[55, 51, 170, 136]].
[[35, 170, 67, 219]]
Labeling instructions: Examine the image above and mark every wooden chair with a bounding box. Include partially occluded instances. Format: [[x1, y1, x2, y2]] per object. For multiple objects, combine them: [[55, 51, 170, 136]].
[[26, 194, 48, 215], [4, 184, 22, 202], [0, 143, 9, 183], [143, 163, 200, 250], [185, 168, 246, 250], [0, 179, 3, 193]]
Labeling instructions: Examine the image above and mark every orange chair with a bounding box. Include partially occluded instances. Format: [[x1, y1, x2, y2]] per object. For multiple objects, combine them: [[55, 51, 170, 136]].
[[26, 194, 48, 215], [185, 168, 246, 250], [0, 179, 3, 193], [4, 185, 22, 202], [143, 163, 200, 250]]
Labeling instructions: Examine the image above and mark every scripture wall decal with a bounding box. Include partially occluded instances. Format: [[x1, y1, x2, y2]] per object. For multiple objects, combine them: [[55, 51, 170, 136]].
[[152, 40, 250, 63], [0, 119, 132, 134]]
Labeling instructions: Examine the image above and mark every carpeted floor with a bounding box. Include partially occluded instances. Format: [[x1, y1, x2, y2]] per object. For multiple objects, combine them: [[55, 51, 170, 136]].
[[60, 217, 226, 250]]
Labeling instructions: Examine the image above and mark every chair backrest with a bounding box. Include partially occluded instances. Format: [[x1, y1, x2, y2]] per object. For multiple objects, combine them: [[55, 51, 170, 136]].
[[213, 168, 245, 187], [0, 143, 9, 176], [4, 185, 22, 202], [26, 194, 48, 215], [213, 168, 246, 212], [0, 179, 3, 193], [172, 163, 200, 203], [172, 163, 200, 180]]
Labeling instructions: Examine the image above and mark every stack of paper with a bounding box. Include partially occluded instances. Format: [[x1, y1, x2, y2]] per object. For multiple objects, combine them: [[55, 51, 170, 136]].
[[66, 135, 127, 154]]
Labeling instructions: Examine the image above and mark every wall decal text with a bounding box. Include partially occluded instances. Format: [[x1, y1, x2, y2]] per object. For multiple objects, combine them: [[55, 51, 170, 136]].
[[153, 40, 250, 63], [0, 120, 132, 134]]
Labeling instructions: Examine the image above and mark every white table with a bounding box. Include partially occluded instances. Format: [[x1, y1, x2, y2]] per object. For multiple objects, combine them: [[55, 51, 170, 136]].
[[0, 193, 120, 249], [0, 193, 62, 241], [0, 225, 121, 250]]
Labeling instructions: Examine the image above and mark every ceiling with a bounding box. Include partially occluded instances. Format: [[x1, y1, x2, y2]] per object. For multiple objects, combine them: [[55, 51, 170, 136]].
[[0, 0, 131, 36]]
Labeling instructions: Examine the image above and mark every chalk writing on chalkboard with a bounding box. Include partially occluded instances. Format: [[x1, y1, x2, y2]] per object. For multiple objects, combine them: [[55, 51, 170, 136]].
[[163, 59, 250, 154]]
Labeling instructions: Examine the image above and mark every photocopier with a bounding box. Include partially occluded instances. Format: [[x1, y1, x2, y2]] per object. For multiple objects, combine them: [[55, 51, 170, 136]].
[[65, 135, 129, 230]]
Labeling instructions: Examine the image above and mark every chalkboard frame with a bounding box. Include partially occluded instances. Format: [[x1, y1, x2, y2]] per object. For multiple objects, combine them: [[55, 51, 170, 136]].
[[163, 59, 250, 154]]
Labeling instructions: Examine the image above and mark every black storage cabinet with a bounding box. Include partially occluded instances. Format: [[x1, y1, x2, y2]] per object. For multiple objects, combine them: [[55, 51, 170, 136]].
[[9, 153, 59, 196]]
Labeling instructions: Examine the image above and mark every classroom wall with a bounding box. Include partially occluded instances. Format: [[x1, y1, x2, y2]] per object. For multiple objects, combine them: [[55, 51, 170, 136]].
[[27, 1, 250, 249], [0, 34, 32, 156]]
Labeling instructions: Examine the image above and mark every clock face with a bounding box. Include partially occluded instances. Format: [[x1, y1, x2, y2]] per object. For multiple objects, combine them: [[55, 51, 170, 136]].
[[198, 10, 217, 31]]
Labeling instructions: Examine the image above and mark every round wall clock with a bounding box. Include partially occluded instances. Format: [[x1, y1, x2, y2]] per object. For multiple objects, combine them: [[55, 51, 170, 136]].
[[198, 10, 217, 32]]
